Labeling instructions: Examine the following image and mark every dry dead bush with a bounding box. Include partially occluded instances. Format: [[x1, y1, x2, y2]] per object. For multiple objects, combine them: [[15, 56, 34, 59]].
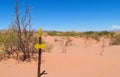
[[55, 36, 72, 53]]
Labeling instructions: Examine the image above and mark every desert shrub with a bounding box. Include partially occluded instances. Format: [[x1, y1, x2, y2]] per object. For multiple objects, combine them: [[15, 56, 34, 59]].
[[110, 33, 120, 45], [90, 33, 100, 41], [47, 31, 58, 36], [58, 37, 73, 53], [0, 1, 47, 62], [45, 44, 53, 53], [0, 44, 5, 61], [82, 31, 115, 40], [60, 32, 80, 36], [7, 1, 39, 61], [42, 40, 53, 53], [47, 31, 80, 37], [82, 31, 94, 38], [0, 29, 39, 61], [84, 31, 94, 35], [98, 31, 108, 36], [54, 38, 59, 42], [0, 30, 16, 60], [81, 31, 99, 41], [97, 31, 114, 38]]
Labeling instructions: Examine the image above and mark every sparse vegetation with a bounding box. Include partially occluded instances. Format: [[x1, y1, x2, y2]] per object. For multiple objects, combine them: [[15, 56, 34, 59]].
[[46, 31, 58, 36], [1, 23, 120, 61], [46, 31, 116, 41], [46, 31, 80, 37]]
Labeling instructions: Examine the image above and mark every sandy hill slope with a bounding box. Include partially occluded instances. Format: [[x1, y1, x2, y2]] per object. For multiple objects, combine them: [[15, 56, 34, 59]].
[[0, 36, 120, 77]]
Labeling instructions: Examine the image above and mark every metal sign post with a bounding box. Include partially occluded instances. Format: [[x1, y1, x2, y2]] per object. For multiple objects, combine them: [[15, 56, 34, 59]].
[[38, 36, 41, 77], [35, 28, 46, 77]]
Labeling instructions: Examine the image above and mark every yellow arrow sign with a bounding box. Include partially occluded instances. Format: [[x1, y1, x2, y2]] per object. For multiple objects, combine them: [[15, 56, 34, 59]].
[[38, 28, 42, 36], [34, 44, 46, 49]]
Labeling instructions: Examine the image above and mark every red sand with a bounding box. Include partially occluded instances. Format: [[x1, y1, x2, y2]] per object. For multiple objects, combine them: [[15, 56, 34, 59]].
[[0, 36, 120, 77]]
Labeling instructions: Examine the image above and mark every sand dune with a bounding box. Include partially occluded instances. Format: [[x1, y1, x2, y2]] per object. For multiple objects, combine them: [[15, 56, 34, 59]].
[[0, 36, 120, 77]]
